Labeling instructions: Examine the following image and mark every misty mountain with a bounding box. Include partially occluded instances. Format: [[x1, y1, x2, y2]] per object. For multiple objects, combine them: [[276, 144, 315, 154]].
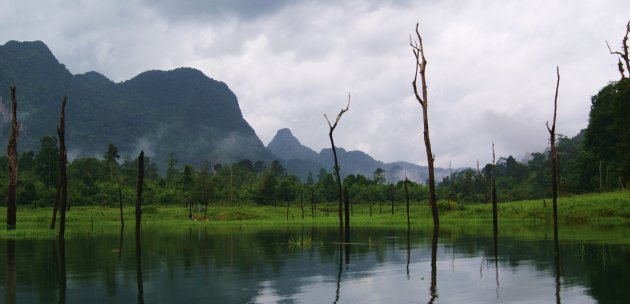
[[0, 40, 274, 167], [266, 128, 448, 184]]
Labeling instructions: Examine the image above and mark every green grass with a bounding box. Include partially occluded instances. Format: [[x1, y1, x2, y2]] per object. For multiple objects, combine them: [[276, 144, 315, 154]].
[[0, 191, 628, 240]]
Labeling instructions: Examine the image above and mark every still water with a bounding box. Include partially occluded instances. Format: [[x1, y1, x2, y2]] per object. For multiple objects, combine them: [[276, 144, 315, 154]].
[[1, 224, 628, 303]]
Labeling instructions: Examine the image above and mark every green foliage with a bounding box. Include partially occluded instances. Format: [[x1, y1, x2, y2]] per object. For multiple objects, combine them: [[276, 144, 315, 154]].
[[583, 79, 630, 191], [0, 41, 274, 170]]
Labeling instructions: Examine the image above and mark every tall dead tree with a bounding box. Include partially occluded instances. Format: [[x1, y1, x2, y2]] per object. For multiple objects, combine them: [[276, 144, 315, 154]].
[[404, 177, 410, 232], [119, 182, 124, 228], [547, 67, 561, 255], [6, 87, 19, 230], [136, 151, 144, 236], [606, 20, 630, 80], [343, 187, 350, 244], [135, 150, 144, 303], [324, 95, 350, 241], [57, 97, 68, 239], [411, 23, 439, 229], [491, 143, 498, 244]]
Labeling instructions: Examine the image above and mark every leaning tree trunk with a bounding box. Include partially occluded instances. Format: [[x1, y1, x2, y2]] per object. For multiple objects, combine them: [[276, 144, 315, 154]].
[[411, 23, 439, 229], [58, 97, 68, 239], [547, 67, 561, 256], [325, 95, 350, 242], [6, 87, 19, 230]]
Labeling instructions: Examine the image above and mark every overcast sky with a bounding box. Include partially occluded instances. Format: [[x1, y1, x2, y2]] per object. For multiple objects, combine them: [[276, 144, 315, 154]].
[[1, 0, 628, 168]]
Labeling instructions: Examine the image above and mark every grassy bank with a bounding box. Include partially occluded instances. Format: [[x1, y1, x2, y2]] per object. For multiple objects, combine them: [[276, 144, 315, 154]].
[[0, 191, 628, 239]]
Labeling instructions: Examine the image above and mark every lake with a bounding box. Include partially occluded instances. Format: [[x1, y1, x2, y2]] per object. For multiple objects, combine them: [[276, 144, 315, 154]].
[[1, 223, 628, 303]]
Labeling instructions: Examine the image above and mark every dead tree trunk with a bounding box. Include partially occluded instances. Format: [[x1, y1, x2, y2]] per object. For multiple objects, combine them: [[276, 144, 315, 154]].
[[300, 188, 304, 220], [6, 87, 19, 230], [411, 23, 439, 230], [343, 186, 350, 244], [547, 67, 561, 256], [50, 178, 61, 229], [324, 95, 350, 241], [58, 97, 68, 239], [606, 20, 630, 80], [491, 143, 498, 243], [136, 151, 144, 236], [390, 184, 395, 215], [286, 199, 290, 221], [310, 188, 315, 219], [404, 178, 410, 232], [119, 185, 124, 228]]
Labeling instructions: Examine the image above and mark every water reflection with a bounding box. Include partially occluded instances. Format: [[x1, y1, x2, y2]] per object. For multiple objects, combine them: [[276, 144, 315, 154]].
[[334, 243, 343, 304], [429, 227, 438, 304], [0, 225, 627, 303], [136, 227, 144, 304], [5, 239, 15, 304]]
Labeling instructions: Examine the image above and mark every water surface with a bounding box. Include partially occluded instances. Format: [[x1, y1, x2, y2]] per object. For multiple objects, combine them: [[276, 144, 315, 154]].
[[1, 224, 628, 303]]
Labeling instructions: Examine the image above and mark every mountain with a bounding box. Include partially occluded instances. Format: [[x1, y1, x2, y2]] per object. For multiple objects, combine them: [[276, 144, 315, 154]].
[[266, 128, 448, 183], [0, 40, 274, 167], [267, 128, 318, 161]]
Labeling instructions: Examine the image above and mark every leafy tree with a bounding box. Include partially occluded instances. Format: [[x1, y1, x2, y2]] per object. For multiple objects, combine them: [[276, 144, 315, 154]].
[[583, 79, 630, 190], [270, 160, 285, 177], [373, 168, 386, 185], [34, 136, 59, 189]]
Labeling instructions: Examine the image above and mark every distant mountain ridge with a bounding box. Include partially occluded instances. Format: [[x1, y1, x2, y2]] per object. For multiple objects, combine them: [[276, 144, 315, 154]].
[[267, 128, 448, 183], [0, 40, 274, 167]]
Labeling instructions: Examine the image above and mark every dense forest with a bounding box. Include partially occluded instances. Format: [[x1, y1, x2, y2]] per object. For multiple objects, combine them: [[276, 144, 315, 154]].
[[1, 78, 627, 210]]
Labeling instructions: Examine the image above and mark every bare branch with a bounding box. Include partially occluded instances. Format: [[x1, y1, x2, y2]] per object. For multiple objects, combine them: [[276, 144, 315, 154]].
[[411, 22, 427, 107], [606, 20, 630, 79], [325, 94, 351, 133], [410, 22, 438, 228]]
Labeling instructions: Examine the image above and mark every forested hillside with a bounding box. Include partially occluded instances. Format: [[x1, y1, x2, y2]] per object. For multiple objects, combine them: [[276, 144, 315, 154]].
[[0, 40, 273, 168]]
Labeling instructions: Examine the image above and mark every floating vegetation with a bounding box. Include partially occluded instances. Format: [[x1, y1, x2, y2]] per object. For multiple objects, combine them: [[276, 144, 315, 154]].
[[288, 236, 322, 248], [0, 229, 59, 240]]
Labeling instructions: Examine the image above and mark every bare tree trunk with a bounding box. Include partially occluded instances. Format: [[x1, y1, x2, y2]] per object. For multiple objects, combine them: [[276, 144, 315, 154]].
[[286, 199, 290, 221], [300, 188, 304, 220], [310, 188, 315, 219], [119, 186, 124, 228], [404, 178, 410, 232], [491, 143, 498, 242], [606, 20, 630, 79], [390, 184, 395, 215], [325, 96, 350, 242], [58, 97, 68, 239], [411, 23, 439, 229], [599, 160, 603, 192], [547, 67, 561, 257], [136, 151, 144, 236], [6, 87, 19, 230], [50, 179, 61, 229], [343, 186, 350, 244]]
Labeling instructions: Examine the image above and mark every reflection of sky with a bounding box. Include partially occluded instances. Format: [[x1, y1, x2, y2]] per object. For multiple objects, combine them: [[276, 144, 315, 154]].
[[260, 257, 595, 304], [0, 229, 619, 303]]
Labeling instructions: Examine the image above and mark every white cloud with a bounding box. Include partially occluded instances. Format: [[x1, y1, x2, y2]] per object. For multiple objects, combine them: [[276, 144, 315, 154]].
[[0, 0, 628, 167]]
